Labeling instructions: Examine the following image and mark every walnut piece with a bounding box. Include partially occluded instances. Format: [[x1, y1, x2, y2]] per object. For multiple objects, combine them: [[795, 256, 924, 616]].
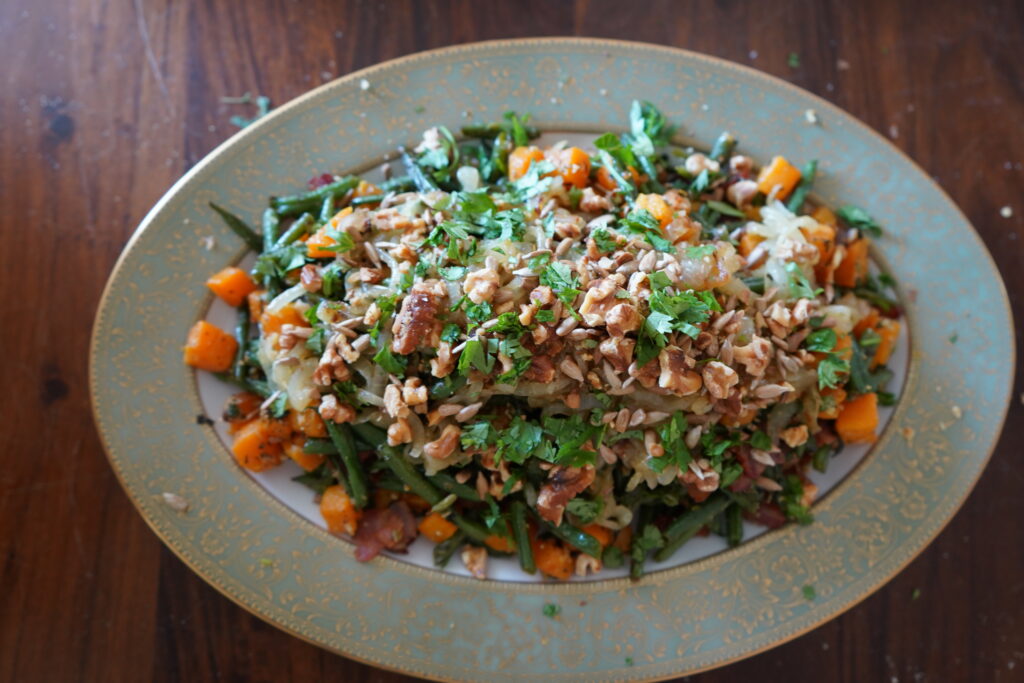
[[702, 361, 739, 399], [391, 281, 445, 355], [423, 424, 461, 459], [733, 336, 773, 377], [463, 267, 501, 304], [318, 394, 356, 424], [536, 465, 596, 526], [461, 545, 488, 580], [605, 303, 642, 337], [658, 347, 703, 396]]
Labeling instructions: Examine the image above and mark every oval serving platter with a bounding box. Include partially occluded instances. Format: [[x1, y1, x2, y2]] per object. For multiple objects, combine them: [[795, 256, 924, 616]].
[[90, 38, 1014, 681]]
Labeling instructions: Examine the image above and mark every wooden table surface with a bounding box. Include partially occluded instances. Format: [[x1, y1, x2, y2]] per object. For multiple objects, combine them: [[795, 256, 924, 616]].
[[3, 0, 1022, 681]]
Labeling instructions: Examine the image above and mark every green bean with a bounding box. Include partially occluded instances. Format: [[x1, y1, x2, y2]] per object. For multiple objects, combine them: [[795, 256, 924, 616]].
[[319, 193, 336, 223], [654, 494, 731, 562], [460, 122, 540, 139], [725, 503, 744, 547], [261, 208, 279, 253], [271, 177, 359, 216], [213, 372, 270, 398], [209, 202, 262, 252], [400, 148, 438, 192], [379, 446, 442, 505], [350, 194, 384, 206], [302, 438, 336, 455], [785, 159, 818, 213], [510, 501, 535, 574], [325, 422, 368, 509], [273, 213, 316, 249], [433, 530, 466, 568], [351, 422, 387, 449], [709, 131, 736, 163], [231, 305, 250, 381], [630, 506, 654, 580], [429, 472, 481, 502], [541, 516, 603, 558], [379, 175, 415, 192]]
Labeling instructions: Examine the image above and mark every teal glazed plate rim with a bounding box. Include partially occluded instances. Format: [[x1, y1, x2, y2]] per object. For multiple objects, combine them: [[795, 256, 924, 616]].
[[90, 38, 1014, 681]]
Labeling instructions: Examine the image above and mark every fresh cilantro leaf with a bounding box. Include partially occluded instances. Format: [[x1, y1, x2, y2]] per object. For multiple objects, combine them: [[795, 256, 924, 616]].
[[750, 430, 772, 451], [847, 339, 894, 395], [527, 251, 552, 271], [720, 462, 743, 488], [542, 603, 560, 618], [590, 228, 618, 254], [788, 52, 801, 68], [439, 265, 467, 281], [323, 229, 356, 253], [305, 326, 329, 355], [491, 311, 526, 335], [566, 497, 603, 524], [268, 392, 288, 419], [539, 262, 582, 316], [457, 338, 495, 375], [441, 323, 461, 344], [496, 416, 545, 464], [817, 353, 849, 389], [370, 294, 399, 345], [373, 346, 408, 376], [802, 584, 816, 600], [602, 546, 624, 568], [630, 523, 665, 564], [464, 300, 493, 325], [837, 205, 882, 237], [292, 463, 335, 495], [691, 169, 711, 194], [320, 262, 345, 298], [461, 420, 496, 450], [621, 209, 672, 252], [859, 329, 882, 348], [650, 412, 691, 473], [647, 271, 672, 291], [804, 328, 837, 352], [686, 244, 716, 259], [535, 309, 555, 323], [785, 262, 823, 299]]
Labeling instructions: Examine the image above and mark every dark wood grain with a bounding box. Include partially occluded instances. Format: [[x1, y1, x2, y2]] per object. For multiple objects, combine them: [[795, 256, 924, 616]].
[[1, 0, 1022, 681]]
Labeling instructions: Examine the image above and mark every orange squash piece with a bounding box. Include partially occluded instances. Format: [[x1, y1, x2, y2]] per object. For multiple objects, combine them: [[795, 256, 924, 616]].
[[532, 538, 573, 580], [231, 420, 284, 471], [549, 146, 591, 188], [581, 524, 614, 549], [284, 438, 324, 472], [635, 193, 673, 228], [484, 534, 516, 553], [595, 164, 642, 192], [246, 290, 265, 321], [818, 387, 847, 420], [259, 303, 307, 334], [853, 309, 881, 338], [756, 156, 803, 200], [508, 146, 546, 181], [288, 408, 328, 438], [183, 320, 238, 372], [206, 266, 258, 307], [871, 319, 900, 369], [836, 392, 879, 444], [738, 232, 766, 257], [352, 179, 380, 197], [811, 205, 838, 227], [306, 206, 353, 258], [320, 485, 361, 536], [800, 221, 836, 266], [418, 512, 458, 543], [835, 238, 869, 288]]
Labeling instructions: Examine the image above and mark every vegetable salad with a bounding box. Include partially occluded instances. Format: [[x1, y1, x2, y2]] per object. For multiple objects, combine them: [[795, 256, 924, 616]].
[[185, 102, 901, 580]]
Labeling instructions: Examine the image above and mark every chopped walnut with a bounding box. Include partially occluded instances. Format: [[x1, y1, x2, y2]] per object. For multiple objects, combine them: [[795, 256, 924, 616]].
[[536, 465, 596, 526], [461, 545, 487, 580], [401, 377, 428, 406], [702, 361, 739, 399], [684, 152, 721, 175], [359, 267, 388, 284], [579, 278, 618, 326], [300, 265, 322, 292], [313, 336, 351, 386], [318, 394, 356, 424], [383, 384, 409, 418], [552, 210, 585, 239], [431, 341, 455, 378], [658, 347, 703, 396], [391, 280, 445, 355], [605, 303, 642, 337], [775, 239, 820, 265], [780, 425, 809, 448], [463, 267, 501, 304], [387, 417, 412, 446], [579, 187, 612, 213], [423, 424, 461, 459], [599, 337, 635, 373], [733, 335, 773, 376], [764, 301, 795, 338], [726, 179, 758, 209], [729, 155, 753, 176]]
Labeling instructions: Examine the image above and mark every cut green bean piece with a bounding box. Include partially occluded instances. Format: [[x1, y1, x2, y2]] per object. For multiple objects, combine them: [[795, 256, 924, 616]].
[[213, 372, 270, 398], [540, 516, 602, 558], [210, 202, 262, 252], [379, 175, 415, 192], [379, 446, 442, 505], [325, 422, 368, 509], [261, 208, 279, 252], [725, 503, 744, 547], [655, 494, 731, 562], [510, 501, 535, 574], [429, 472, 481, 502], [231, 305, 250, 381], [400, 148, 439, 192], [350, 194, 384, 206], [273, 213, 316, 249], [351, 422, 387, 449], [271, 177, 359, 216], [319, 193, 336, 223], [709, 131, 736, 163], [302, 438, 336, 455], [433, 530, 466, 568]]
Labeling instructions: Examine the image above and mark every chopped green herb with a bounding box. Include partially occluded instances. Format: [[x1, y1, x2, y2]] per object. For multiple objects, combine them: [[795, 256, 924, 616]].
[[837, 205, 882, 237], [802, 584, 816, 600], [542, 603, 560, 618], [788, 52, 801, 68]]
